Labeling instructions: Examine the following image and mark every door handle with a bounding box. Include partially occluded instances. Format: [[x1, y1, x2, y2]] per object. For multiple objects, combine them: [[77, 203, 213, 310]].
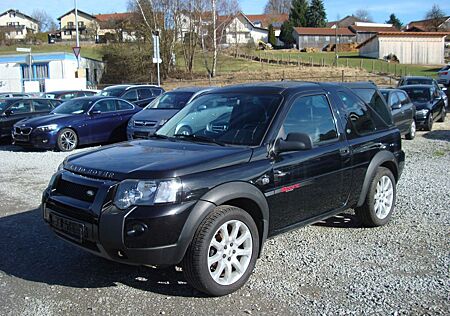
[[339, 147, 351, 156], [274, 170, 288, 177]]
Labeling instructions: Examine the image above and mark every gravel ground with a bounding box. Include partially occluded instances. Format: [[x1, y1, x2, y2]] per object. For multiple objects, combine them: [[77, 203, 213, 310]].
[[0, 121, 449, 315]]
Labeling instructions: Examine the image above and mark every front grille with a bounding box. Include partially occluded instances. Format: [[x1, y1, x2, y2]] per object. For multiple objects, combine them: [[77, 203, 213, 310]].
[[55, 178, 98, 203], [46, 199, 97, 223], [134, 120, 157, 127], [15, 126, 32, 135]]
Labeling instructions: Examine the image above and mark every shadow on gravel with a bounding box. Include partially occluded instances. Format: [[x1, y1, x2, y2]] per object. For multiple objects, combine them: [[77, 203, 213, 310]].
[[314, 213, 362, 228], [422, 130, 450, 142], [0, 208, 205, 298]]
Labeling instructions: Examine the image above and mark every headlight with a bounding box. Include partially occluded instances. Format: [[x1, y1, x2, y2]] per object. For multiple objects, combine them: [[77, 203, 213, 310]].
[[36, 124, 58, 132], [128, 119, 134, 127], [57, 158, 68, 171], [114, 178, 181, 210], [417, 109, 429, 116]]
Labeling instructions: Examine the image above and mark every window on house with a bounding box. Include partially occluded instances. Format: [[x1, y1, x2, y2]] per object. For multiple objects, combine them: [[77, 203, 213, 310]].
[[315, 36, 319, 41], [325, 36, 330, 41], [78, 21, 84, 27]]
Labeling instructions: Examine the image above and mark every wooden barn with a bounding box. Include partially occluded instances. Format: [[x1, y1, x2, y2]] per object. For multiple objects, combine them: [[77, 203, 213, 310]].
[[358, 32, 448, 65]]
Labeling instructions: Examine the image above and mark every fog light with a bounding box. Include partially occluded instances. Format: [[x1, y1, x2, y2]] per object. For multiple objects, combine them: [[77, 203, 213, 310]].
[[117, 250, 125, 258], [42, 139, 48, 143], [127, 223, 148, 237]]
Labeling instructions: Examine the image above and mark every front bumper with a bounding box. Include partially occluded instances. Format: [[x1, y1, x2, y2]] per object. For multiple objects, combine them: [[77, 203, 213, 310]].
[[414, 111, 430, 127], [127, 126, 158, 140], [12, 128, 58, 149], [42, 170, 204, 266]]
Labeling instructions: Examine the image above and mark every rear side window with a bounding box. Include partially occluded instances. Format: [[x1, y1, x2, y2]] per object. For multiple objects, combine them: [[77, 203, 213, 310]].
[[60, 93, 75, 100], [282, 94, 338, 145], [32, 100, 53, 111], [116, 100, 134, 110], [93, 100, 116, 113], [338, 91, 380, 138], [10, 100, 31, 113], [151, 88, 163, 96], [138, 88, 153, 99], [122, 89, 138, 102]]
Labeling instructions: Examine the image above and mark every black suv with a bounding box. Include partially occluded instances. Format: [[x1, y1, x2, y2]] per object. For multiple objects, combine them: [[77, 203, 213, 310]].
[[42, 82, 404, 296], [99, 85, 165, 107]]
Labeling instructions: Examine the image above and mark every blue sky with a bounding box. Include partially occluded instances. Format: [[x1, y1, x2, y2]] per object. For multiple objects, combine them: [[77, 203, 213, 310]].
[[1, 0, 449, 24]]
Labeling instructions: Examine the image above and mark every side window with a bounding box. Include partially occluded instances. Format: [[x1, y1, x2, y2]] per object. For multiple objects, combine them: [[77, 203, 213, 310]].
[[152, 88, 163, 96], [282, 94, 338, 145], [32, 100, 53, 111], [10, 100, 31, 113], [93, 100, 116, 113], [61, 93, 75, 100], [116, 100, 134, 111], [122, 89, 138, 102], [337, 91, 377, 137], [138, 88, 152, 100], [390, 93, 400, 107], [398, 91, 408, 105]]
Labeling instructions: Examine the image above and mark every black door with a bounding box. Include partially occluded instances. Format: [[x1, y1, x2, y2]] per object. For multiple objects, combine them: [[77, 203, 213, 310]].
[[267, 93, 351, 232], [389, 92, 404, 131]]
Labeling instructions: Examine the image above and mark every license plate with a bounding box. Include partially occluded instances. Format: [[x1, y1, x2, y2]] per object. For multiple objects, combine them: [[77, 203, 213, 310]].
[[133, 132, 149, 139], [49, 212, 84, 243], [13, 134, 29, 141]]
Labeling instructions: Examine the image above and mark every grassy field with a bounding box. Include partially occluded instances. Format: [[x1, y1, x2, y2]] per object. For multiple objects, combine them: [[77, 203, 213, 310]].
[[247, 50, 440, 77], [0, 43, 103, 60]]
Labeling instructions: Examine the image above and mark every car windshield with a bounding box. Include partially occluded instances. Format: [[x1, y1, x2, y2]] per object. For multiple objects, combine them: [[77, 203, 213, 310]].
[[51, 99, 94, 114], [0, 99, 10, 112], [402, 87, 431, 102], [156, 93, 282, 146], [404, 78, 432, 85], [350, 88, 393, 125], [146, 91, 195, 110], [100, 88, 125, 97]]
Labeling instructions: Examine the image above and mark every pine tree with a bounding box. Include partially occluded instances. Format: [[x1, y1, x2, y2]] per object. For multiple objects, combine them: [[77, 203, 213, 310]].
[[386, 13, 402, 29], [279, 20, 295, 47], [289, 0, 308, 27], [306, 0, 327, 27], [268, 24, 277, 47]]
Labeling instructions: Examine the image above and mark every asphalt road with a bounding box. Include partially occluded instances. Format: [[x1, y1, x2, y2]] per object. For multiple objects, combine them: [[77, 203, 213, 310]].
[[0, 121, 449, 315]]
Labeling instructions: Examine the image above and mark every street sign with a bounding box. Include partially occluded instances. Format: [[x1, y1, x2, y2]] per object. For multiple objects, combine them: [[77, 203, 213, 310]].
[[73, 46, 81, 58], [16, 47, 31, 53], [152, 57, 162, 64]]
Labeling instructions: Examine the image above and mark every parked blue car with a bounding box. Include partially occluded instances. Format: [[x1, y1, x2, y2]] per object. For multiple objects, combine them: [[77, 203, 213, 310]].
[[12, 96, 140, 151]]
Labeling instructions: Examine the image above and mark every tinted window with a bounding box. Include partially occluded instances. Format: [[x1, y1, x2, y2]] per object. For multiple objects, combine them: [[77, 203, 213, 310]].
[[10, 100, 31, 113], [93, 100, 116, 113], [138, 88, 152, 99], [398, 91, 409, 105], [60, 93, 76, 100], [350, 88, 392, 125], [380, 91, 389, 101], [151, 88, 163, 96], [122, 89, 138, 101], [402, 87, 431, 102], [101, 88, 125, 97], [52, 99, 94, 114], [157, 93, 282, 146], [33, 100, 53, 111], [338, 91, 377, 137], [404, 78, 432, 85], [148, 92, 194, 109], [116, 100, 134, 110], [282, 94, 338, 145]]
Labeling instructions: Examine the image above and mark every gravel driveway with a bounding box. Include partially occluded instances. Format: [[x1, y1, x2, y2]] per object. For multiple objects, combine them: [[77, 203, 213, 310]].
[[0, 121, 449, 315]]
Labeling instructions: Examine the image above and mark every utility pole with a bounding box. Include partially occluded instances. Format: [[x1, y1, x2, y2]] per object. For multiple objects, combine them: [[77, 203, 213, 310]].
[[335, 23, 338, 66], [74, 0, 80, 69]]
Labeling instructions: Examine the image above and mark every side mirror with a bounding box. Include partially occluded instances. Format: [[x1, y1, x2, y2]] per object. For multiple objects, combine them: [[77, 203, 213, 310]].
[[4, 109, 13, 116], [391, 103, 401, 110], [90, 110, 101, 115], [273, 132, 313, 155]]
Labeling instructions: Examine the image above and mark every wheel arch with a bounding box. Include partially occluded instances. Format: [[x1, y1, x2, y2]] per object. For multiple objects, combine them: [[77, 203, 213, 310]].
[[357, 150, 399, 207]]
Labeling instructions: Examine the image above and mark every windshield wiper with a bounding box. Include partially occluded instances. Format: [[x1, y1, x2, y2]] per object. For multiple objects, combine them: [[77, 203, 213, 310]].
[[173, 134, 225, 146], [150, 133, 174, 141]]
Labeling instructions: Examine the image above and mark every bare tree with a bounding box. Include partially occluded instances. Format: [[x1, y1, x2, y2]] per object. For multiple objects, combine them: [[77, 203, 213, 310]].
[[425, 4, 447, 31], [354, 9, 373, 22], [264, 0, 291, 14], [31, 9, 55, 32]]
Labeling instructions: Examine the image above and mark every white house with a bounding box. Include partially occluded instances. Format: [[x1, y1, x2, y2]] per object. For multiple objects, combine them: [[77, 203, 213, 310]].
[[57, 9, 98, 41], [0, 52, 104, 93], [0, 9, 39, 40], [358, 32, 447, 65]]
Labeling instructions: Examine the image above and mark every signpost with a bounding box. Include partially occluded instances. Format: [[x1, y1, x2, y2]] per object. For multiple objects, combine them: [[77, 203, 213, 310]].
[[152, 31, 161, 86], [73, 46, 81, 59], [16, 47, 32, 90], [74, 0, 80, 69]]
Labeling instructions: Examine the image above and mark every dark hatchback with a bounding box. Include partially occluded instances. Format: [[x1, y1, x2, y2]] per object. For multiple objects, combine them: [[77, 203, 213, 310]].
[[12, 96, 140, 151], [43, 82, 404, 296], [380, 89, 416, 140], [0, 98, 62, 140], [399, 85, 446, 131], [127, 87, 214, 140], [100, 85, 165, 107]]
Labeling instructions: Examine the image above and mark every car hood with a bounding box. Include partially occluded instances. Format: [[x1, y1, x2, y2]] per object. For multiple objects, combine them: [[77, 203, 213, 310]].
[[131, 109, 179, 123], [412, 101, 432, 110], [15, 113, 79, 127], [64, 140, 253, 180]]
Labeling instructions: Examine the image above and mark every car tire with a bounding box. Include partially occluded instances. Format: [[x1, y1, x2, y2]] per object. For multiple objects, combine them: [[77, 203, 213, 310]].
[[405, 120, 416, 140], [56, 128, 78, 152], [182, 205, 259, 296], [424, 114, 433, 131], [438, 108, 446, 122], [356, 167, 396, 227]]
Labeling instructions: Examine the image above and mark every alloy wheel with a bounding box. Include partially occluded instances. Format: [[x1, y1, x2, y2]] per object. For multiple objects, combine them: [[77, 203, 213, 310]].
[[373, 175, 394, 220], [207, 220, 253, 286], [410, 120, 416, 137], [60, 130, 77, 151]]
